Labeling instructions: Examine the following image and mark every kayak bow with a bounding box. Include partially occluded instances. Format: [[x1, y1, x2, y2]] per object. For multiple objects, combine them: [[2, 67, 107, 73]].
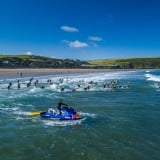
[[29, 111, 43, 116]]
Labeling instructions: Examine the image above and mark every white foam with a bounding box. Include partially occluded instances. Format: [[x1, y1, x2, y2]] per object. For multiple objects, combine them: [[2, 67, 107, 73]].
[[0, 106, 19, 112], [50, 84, 57, 90], [42, 118, 84, 126], [79, 112, 96, 118], [145, 73, 151, 78], [145, 73, 160, 82], [29, 87, 41, 93], [13, 111, 31, 116], [0, 71, 138, 94]]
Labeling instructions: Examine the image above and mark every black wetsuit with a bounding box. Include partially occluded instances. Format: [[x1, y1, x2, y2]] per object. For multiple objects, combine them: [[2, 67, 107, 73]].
[[57, 102, 68, 114]]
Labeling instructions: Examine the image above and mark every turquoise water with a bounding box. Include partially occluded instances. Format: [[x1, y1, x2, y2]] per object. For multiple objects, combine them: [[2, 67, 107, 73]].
[[0, 70, 160, 160]]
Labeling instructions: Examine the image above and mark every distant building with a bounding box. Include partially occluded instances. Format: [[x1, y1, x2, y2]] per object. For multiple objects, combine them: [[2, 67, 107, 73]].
[[2, 60, 9, 64]]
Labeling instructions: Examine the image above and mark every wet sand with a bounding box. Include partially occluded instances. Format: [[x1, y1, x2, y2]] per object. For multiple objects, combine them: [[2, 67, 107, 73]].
[[0, 68, 116, 77]]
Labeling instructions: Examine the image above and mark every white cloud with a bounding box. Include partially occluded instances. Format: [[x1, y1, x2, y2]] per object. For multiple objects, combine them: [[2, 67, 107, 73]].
[[88, 36, 102, 41], [60, 25, 79, 32], [69, 40, 89, 48]]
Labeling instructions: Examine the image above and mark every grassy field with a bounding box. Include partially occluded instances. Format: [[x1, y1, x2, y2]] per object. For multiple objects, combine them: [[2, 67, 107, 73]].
[[88, 57, 160, 69]]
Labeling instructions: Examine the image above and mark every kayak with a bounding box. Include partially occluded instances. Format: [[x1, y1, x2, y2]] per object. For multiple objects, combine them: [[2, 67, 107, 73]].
[[40, 107, 82, 120], [29, 111, 43, 116]]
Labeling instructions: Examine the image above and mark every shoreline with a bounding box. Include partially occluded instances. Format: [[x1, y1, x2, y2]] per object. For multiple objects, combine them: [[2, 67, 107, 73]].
[[0, 68, 151, 78], [0, 68, 121, 76]]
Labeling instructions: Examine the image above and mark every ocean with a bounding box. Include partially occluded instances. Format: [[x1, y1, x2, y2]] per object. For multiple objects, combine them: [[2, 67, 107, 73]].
[[0, 70, 160, 160]]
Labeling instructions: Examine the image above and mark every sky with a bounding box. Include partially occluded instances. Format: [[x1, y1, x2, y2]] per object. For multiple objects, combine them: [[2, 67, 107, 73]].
[[0, 0, 160, 60]]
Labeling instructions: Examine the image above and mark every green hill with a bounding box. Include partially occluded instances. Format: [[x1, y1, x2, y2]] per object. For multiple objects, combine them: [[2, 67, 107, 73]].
[[88, 57, 160, 69], [0, 55, 160, 69], [0, 55, 86, 68]]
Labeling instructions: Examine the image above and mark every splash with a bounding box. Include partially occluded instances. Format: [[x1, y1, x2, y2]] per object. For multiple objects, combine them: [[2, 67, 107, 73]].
[[0, 71, 134, 96], [41, 118, 84, 126], [145, 73, 160, 82]]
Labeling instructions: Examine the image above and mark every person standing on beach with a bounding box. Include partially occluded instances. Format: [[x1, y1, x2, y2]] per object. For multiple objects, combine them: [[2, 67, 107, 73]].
[[19, 72, 23, 78]]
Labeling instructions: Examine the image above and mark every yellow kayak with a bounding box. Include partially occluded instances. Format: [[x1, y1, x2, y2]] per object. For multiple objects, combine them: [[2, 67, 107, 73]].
[[29, 111, 43, 116]]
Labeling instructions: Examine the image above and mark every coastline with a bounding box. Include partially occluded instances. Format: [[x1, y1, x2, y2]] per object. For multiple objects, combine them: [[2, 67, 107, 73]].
[[0, 68, 123, 77], [0, 68, 151, 79]]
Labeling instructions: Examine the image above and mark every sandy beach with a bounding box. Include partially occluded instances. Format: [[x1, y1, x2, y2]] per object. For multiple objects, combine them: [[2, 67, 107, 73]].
[[0, 68, 116, 77]]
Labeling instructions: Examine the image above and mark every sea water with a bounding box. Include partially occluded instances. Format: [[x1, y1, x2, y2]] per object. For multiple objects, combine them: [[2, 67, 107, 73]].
[[0, 70, 160, 160]]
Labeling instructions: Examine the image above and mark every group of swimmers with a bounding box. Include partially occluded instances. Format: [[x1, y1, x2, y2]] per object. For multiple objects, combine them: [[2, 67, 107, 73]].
[[7, 76, 132, 92]]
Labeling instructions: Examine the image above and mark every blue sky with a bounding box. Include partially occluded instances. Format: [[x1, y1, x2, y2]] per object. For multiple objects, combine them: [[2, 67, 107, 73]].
[[0, 0, 160, 60]]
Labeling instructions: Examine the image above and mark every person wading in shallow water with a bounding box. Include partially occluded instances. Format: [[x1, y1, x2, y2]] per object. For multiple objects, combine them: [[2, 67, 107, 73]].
[[56, 99, 68, 115]]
